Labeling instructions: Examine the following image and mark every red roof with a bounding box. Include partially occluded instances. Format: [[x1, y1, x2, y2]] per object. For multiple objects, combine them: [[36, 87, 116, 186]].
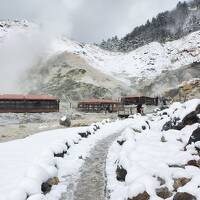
[[121, 96, 154, 99], [0, 94, 58, 101], [79, 99, 119, 104]]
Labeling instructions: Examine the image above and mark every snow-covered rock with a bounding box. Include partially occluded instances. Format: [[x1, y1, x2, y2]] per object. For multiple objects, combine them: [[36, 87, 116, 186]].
[[106, 99, 200, 200]]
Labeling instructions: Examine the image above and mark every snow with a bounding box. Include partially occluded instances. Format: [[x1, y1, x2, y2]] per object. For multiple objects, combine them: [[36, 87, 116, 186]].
[[1, 20, 200, 86], [106, 99, 200, 200], [60, 116, 67, 121], [0, 118, 134, 200], [160, 99, 200, 121], [0, 127, 81, 200], [50, 31, 200, 85]]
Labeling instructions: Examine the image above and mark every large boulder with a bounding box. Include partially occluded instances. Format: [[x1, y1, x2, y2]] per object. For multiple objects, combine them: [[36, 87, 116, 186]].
[[59, 116, 71, 127]]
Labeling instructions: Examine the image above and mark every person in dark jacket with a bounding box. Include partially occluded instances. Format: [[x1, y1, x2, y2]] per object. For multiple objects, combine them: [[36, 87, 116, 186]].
[[137, 104, 143, 114]]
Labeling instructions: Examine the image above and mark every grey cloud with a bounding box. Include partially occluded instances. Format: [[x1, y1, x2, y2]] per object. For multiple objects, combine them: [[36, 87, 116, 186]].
[[0, 0, 184, 42]]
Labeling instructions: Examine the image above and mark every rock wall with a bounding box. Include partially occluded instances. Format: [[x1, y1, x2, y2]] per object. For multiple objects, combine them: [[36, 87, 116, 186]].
[[137, 62, 200, 98]]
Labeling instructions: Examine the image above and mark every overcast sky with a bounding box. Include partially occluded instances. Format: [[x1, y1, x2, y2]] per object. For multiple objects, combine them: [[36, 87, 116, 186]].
[[0, 0, 184, 43]]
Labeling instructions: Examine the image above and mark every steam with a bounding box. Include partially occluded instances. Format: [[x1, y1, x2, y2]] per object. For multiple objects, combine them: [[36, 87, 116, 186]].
[[0, 0, 83, 93], [0, 25, 50, 93]]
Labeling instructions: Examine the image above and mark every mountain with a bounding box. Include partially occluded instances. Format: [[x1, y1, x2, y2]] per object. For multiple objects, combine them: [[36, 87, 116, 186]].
[[100, 0, 200, 52], [23, 30, 200, 100], [0, 20, 199, 101], [22, 50, 130, 101]]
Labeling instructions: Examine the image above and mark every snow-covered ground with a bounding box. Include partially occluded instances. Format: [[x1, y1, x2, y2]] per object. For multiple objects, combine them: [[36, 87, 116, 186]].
[[0, 118, 134, 200], [106, 99, 200, 200]]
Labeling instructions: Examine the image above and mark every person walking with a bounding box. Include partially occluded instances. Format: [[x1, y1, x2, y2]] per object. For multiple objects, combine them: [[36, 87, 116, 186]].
[[137, 104, 144, 114]]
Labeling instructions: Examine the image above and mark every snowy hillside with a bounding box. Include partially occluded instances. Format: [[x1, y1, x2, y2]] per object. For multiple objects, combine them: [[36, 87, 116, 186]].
[[107, 99, 200, 200], [0, 20, 200, 98], [55, 31, 200, 85], [0, 20, 30, 40]]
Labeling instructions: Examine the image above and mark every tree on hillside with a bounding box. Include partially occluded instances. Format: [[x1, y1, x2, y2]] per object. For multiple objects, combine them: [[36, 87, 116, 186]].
[[99, 0, 200, 52]]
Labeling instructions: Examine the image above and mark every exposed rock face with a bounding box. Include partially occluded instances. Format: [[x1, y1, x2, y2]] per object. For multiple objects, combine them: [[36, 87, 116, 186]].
[[139, 63, 200, 98], [165, 78, 200, 101], [116, 165, 127, 182], [22, 51, 129, 101], [173, 192, 196, 200], [128, 191, 150, 200]]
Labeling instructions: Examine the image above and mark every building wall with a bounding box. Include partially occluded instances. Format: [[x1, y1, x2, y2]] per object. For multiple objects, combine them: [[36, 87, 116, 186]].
[[0, 100, 59, 113]]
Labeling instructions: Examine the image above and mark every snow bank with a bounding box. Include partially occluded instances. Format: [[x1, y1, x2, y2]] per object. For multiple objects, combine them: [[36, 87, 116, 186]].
[[106, 99, 200, 200], [0, 127, 84, 200], [0, 118, 134, 200]]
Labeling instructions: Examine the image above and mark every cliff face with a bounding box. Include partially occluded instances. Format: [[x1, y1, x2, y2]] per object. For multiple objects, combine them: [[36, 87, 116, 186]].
[[164, 78, 200, 101], [137, 62, 200, 97], [22, 51, 131, 101]]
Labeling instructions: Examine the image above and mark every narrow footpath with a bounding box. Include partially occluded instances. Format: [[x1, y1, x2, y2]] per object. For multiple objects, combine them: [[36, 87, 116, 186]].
[[60, 132, 121, 200]]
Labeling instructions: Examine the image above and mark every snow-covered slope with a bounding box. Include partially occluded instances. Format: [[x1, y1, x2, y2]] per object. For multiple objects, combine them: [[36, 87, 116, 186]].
[[0, 20, 200, 98], [106, 99, 200, 200], [51, 31, 200, 85], [0, 20, 30, 39]]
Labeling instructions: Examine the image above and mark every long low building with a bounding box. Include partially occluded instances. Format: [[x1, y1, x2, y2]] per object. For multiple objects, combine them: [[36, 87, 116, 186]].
[[0, 94, 60, 113], [78, 99, 120, 112], [121, 96, 159, 106]]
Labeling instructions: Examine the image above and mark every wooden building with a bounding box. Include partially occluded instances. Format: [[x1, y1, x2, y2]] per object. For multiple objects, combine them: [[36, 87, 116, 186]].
[[0, 95, 60, 113], [121, 96, 158, 106], [78, 99, 120, 113]]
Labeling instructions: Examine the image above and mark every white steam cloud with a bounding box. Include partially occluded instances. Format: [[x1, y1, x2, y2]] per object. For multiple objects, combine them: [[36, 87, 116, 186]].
[[0, 25, 51, 93], [0, 0, 83, 93]]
